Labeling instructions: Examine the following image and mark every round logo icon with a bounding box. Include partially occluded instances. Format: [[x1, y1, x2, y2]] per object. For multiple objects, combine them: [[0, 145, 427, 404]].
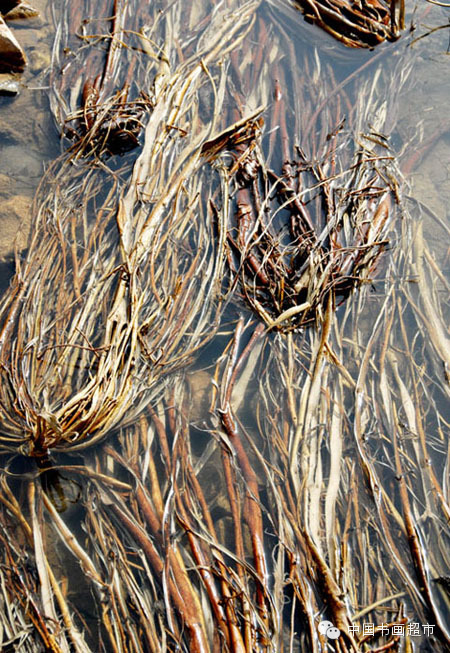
[[318, 620, 334, 635], [318, 620, 341, 639], [326, 626, 341, 640]]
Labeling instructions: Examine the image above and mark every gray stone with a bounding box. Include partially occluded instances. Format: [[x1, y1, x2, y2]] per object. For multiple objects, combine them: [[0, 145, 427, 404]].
[[0, 172, 16, 197], [0, 14, 26, 72], [0, 72, 19, 94], [3, 2, 39, 21], [2, 143, 43, 179], [0, 193, 32, 258]]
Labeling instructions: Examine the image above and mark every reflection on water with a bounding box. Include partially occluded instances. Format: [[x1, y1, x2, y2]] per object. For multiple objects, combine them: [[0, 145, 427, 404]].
[[0, 0, 448, 651], [0, 0, 59, 265]]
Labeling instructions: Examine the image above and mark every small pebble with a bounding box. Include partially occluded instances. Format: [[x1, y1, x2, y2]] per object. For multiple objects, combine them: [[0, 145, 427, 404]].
[[3, 2, 40, 21], [0, 73, 20, 95]]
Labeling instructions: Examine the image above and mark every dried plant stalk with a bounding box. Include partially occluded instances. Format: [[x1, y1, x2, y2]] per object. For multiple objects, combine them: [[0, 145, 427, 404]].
[[209, 33, 409, 332], [1, 2, 448, 653], [0, 0, 261, 457], [280, 0, 405, 48]]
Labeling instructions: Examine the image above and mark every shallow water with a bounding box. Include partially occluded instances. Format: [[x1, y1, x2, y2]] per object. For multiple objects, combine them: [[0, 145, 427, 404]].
[[0, 1, 449, 651], [0, 0, 59, 272], [1, 1, 448, 265]]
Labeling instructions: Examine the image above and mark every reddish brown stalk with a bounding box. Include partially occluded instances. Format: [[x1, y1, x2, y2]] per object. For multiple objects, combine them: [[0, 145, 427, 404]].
[[181, 459, 250, 653], [276, 66, 291, 165], [392, 428, 450, 647], [396, 302, 450, 522], [369, 638, 401, 652], [148, 405, 172, 471], [111, 501, 211, 653], [11, 567, 65, 653], [173, 469, 244, 652], [226, 323, 265, 405], [220, 444, 246, 568], [401, 125, 444, 176], [287, 557, 319, 651], [303, 529, 359, 651], [99, 0, 126, 96], [219, 327, 271, 635]]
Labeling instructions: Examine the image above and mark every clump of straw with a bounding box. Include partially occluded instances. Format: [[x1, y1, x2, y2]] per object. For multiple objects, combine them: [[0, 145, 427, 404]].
[[215, 127, 398, 331], [287, 0, 405, 48], [0, 0, 261, 457]]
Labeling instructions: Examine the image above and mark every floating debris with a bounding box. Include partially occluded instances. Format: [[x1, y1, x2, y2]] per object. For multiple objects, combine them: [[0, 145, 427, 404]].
[[0, 1, 449, 652], [2, 2, 39, 21], [0, 14, 26, 72], [0, 0, 260, 460], [221, 128, 398, 330], [289, 0, 405, 47]]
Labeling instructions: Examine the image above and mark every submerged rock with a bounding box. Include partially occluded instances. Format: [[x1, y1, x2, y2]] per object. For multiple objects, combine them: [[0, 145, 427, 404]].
[[0, 84, 54, 159], [3, 2, 40, 21], [0, 193, 32, 258], [0, 172, 16, 197], [0, 15, 26, 72], [2, 142, 43, 177], [0, 71, 19, 94], [28, 46, 49, 74]]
